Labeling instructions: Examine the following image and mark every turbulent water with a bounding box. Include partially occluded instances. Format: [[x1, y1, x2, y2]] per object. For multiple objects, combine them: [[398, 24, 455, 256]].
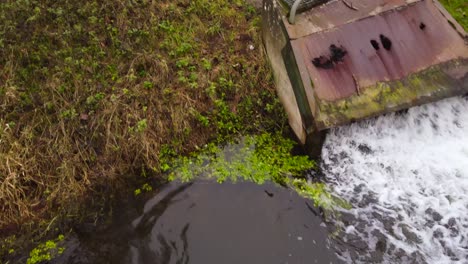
[[321, 96, 468, 263]]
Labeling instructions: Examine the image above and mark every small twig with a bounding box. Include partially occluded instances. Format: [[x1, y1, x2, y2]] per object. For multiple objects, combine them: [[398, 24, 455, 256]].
[[41, 215, 59, 237], [342, 0, 358, 11], [352, 74, 361, 95]]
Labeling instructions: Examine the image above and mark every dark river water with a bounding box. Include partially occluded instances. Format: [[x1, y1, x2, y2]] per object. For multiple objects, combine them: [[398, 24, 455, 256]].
[[56, 181, 341, 264]]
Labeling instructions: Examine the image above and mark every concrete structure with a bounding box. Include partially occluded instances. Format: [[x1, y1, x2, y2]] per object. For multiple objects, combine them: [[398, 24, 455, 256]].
[[262, 0, 468, 155]]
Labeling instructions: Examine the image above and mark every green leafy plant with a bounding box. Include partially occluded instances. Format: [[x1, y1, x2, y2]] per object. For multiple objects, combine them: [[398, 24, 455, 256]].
[[176, 58, 190, 69], [27, 235, 65, 264], [143, 81, 153, 90], [167, 133, 343, 211], [86, 92, 105, 106], [136, 119, 148, 133], [134, 183, 153, 196], [201, 58, 212, 70], [60, 108, 78, 119]]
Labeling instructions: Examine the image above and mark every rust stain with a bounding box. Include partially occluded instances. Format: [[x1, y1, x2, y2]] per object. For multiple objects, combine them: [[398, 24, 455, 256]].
[[292, 0, 468, 101], [284, 0, 422, 39]]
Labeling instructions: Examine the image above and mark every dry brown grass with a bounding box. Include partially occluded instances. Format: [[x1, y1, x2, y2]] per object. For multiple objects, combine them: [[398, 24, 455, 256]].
[[0, 0, 286, 232]]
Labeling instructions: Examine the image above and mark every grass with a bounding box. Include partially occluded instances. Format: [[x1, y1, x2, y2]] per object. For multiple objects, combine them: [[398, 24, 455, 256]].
[[440, 0, 467, 30], [0, 0, 286, 242]]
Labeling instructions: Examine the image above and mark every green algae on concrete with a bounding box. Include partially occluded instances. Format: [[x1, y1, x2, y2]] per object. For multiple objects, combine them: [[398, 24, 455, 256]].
[[316, 59, 468, 129]]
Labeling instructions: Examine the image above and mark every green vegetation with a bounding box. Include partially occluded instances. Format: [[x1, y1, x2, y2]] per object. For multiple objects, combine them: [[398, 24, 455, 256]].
[[1, 236, 17, 262], [167, 133, 344, 210], [168, 133, 314, 184], [0, 0, 285, 233], [134, 183, 153, 196], [440, 0, 467, 30], [26, 235, 65, 264]]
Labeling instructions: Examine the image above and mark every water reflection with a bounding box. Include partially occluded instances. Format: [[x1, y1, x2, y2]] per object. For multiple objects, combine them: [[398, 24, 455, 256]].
[[74, 181, 341, 264]]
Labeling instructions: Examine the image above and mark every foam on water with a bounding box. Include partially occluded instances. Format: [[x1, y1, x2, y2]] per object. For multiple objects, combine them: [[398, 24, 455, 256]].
[[321, 96, 468, 263]]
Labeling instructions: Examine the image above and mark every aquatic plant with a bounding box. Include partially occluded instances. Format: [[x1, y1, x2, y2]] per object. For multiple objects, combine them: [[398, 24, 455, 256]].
[[26, 235, 65, 264], [168, 133, 341, 210]]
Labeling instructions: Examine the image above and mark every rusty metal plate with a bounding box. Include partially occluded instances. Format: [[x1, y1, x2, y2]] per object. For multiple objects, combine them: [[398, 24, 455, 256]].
[[285, 0, 421, 39], [292, 0, 468, 101]]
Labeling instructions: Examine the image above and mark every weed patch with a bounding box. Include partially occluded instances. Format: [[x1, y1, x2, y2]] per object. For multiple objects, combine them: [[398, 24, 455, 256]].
[[167, 133, 346, 212], [26, 234, 65, 264], [0, 0, 285, 235]]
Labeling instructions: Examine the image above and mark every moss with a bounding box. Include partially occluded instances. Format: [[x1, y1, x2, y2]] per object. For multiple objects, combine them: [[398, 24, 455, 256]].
[[316, 60, 466, 128]]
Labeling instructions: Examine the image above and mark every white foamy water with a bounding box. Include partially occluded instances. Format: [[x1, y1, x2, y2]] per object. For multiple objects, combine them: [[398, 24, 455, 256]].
[[321, 96, 468, 263]]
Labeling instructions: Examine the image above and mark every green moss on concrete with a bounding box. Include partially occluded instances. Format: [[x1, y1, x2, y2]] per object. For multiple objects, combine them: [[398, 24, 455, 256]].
[[316, 60, 467, 128]]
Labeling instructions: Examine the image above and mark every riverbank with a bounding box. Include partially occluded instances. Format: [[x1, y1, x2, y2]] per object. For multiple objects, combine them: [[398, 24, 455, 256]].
[[0, 0, 288, 260], [1, 0, 466, 262]]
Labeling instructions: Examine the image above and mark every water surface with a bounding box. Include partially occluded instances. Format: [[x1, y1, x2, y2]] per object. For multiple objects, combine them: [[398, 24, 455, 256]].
[[322, 96, 468, 263], [65, 181, 341, 264]]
